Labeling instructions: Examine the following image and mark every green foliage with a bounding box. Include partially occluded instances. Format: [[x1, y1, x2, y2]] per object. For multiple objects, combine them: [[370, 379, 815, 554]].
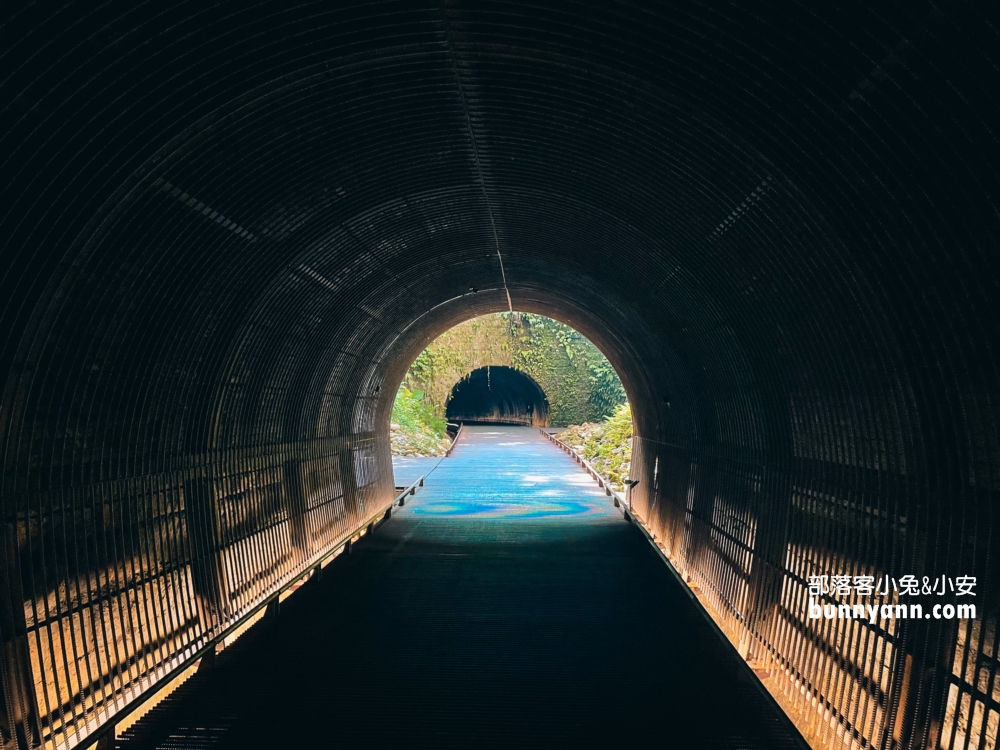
[[509, 314, 626, 425], [400, 312, 626, 428], [558, 403, 633, 491], [390, 387, 450, 456]]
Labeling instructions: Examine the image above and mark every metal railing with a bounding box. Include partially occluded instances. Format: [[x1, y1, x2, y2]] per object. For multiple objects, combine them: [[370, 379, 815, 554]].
[[539, 428, 809, 749], [83, 475, 425, 749], [445, 422, 465, 457], [541, 429, 623, 502]]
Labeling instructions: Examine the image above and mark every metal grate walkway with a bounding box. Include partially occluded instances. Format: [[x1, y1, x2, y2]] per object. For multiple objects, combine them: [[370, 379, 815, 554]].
[[116, 427, 805, 749]]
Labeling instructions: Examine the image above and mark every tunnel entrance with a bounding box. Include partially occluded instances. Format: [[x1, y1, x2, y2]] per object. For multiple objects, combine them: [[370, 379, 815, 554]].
[[445, 366, 550, 427]]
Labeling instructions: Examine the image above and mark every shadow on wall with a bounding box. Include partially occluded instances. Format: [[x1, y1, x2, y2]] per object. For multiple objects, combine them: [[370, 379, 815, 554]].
[[445, 366, 550, 427]]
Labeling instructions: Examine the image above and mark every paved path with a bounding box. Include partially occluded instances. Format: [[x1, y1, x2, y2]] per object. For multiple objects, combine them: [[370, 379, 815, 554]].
[[391, 454, 440, 487], [119, 426, 803, 749], [401, 425, 614, 519]]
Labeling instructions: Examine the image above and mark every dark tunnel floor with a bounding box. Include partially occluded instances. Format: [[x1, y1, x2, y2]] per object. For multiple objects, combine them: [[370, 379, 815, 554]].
[[117, 428, 803, 749]]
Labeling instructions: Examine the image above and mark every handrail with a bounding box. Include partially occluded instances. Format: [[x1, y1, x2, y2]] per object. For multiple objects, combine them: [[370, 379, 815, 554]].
[[539, 428, 809, 749], [540, 429, 626, 508], [389, 474, 423, 508], [445, 422, 465, 457], [85, 474, 425, 749]]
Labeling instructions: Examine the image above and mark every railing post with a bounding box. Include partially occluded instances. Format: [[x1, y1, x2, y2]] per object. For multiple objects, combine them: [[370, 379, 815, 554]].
[[282, 457, 310, 561], [185, 469, 227, 634], [1, 634, 40, 750]]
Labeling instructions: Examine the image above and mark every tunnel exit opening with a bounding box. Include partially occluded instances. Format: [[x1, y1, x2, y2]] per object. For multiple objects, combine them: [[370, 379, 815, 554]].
[[445, 365, 550, 427]]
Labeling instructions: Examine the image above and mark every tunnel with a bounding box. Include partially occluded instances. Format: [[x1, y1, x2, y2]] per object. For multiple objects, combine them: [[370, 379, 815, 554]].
[[1, 3, 999, 749], [445, 366, 550, 427]]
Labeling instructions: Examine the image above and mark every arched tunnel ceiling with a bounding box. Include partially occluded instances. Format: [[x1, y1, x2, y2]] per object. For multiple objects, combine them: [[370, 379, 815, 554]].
[[1, 2, 999, 748], [5, 1, 998, 460]]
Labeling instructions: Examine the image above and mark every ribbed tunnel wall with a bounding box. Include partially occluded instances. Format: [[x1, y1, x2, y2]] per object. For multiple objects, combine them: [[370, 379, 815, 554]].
[[446, 366, 550, 427], [1, 3, 999, 749]]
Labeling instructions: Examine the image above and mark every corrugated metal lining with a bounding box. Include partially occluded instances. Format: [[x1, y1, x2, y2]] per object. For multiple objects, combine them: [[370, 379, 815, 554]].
[[0, 3, 998, 749]]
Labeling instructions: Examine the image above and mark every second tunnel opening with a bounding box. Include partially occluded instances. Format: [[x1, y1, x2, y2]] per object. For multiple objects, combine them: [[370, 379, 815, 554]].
[[445, 366, 550, 427]]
